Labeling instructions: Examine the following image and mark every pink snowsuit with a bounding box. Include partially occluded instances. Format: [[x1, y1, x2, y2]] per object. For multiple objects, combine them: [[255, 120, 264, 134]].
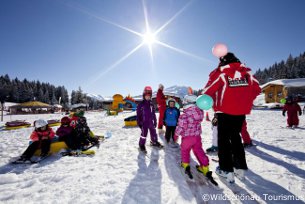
[[175, 104, 209, 166]]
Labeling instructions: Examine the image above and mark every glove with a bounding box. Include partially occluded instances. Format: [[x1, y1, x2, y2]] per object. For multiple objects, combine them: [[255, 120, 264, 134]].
[[282, 111, 285, 117], [299, 111, 302, 116]]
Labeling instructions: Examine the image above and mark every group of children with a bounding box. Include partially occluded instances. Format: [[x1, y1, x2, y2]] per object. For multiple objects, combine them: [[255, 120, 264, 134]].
[[15, 111, 100, 163], [137, 86, 212, 179]]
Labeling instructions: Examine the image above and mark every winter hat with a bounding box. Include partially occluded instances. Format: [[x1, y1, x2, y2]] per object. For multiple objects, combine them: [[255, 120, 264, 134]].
[[61, 116, 71, 125], [182, 94, 197, 105], [34, 119, 48, 129], [219, 52, 240, 66]]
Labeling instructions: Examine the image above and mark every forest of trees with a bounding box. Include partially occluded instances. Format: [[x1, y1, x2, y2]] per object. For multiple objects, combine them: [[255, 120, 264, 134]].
[[254, 52, 305, 84], [0, 75, 102, 109]]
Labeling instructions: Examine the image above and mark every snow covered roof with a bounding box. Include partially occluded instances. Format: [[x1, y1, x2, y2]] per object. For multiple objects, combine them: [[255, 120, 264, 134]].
[[70, 103, 88, 109], [261, 78, 305, 89], [10, 101, 50, 108]]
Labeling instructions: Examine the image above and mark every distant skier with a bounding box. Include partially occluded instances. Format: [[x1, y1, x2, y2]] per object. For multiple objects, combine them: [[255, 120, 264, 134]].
[[175, 94, 210, 179], [137, 86, 163, 153], [15, 119, 55, 162], [202, 52, 261, 183], [282, 96, 302, 128], [163, 98, 180, 145], [157, 84, 167, 134]]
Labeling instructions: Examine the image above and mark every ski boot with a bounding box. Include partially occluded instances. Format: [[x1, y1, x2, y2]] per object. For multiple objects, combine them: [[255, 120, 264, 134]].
[[181, 163, 193, 180], [234, 168, 246, 180], [196, 165, 218, 186], [206, 146, 218, 153], [243, 141, 254, 148], [139, 145, 147, 154], [150, 141, 164, 149], [215, 166, 235, 184]]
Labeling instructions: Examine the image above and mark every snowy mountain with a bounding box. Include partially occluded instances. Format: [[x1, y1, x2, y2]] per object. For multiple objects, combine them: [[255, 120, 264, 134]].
[[161, 85, 190, 99], [134, 85, 190, 99], [86, 93, 105, 101]]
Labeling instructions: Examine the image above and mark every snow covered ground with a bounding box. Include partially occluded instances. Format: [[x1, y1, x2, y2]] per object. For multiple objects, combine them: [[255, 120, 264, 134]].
[[0, 110, 305, 204]]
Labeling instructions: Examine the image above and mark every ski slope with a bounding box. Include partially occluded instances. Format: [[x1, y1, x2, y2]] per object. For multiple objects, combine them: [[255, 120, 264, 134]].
[[0, 110, 305, 204]]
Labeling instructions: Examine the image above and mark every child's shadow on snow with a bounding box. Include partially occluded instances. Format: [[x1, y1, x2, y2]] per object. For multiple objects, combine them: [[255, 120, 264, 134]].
[[252, 139, 305, 161], [121, 149, 162, 204], [244, 169, 303, 204], [247, 145, 305, 179]]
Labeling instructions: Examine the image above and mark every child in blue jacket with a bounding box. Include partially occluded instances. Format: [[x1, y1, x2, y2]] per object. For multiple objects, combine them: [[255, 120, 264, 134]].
[[163, 98, 180, 144]]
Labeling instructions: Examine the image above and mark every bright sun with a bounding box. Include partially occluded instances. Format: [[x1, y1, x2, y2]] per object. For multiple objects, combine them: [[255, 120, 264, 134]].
[[142, 31, 156, 45]]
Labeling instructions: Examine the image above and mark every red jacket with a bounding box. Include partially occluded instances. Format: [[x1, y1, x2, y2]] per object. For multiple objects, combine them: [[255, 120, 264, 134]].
[[157, 89, 166, 107], [203, 62, 261, 115], [30, 127, 55, 142]]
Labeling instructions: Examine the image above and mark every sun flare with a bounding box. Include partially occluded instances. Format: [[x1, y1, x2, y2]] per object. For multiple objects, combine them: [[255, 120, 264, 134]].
[[142, 31, 157, 45]]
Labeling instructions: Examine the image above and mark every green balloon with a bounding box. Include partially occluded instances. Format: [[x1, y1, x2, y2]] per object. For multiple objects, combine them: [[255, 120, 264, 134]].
[[196, 94, 213, 110], [280, 98, 286, 104]]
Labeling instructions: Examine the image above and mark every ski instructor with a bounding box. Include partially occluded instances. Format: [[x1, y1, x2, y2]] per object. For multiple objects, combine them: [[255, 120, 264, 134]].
[[202, 48, 261, 183], [157, 84, 167, 134]]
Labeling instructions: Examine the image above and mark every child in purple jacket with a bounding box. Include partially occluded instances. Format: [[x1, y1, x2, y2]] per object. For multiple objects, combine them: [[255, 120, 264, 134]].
[[137, 86, 163, 153]]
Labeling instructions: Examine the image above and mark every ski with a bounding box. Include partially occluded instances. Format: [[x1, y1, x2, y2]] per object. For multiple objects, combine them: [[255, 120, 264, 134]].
[[61, 149, 95, 157]]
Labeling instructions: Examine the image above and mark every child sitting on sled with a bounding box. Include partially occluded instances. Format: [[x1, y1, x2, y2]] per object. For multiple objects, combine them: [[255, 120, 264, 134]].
[[16, 119, 55, 162], [74, 116, 100, 150], [56, 116, 79, 150]]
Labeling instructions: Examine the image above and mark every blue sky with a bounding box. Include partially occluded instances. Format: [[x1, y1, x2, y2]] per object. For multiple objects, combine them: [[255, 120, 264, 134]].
[[1, 0, 305, 97]]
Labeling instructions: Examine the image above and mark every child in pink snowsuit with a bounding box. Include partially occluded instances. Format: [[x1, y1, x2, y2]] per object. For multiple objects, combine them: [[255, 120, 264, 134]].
[[175, 95, 210, 176]]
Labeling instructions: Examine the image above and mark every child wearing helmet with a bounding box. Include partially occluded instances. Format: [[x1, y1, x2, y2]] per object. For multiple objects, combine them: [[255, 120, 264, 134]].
[[74, 116, 100, 150], [15, 119, 55, 162], [175, 94, 210, 180], [137, 86, 163, 153], [163, 98, 180, 144], [56, 116, 77, 150]]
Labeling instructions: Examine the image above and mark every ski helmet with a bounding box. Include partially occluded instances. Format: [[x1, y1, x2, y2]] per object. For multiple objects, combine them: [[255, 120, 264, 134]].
[[182, 94, 197, 105], [34, 119, 48, 129], [61, 116, 71, 125], [167, 98, 176, 106], [143, 86, 152, 96], [78, 116, 87, 125]]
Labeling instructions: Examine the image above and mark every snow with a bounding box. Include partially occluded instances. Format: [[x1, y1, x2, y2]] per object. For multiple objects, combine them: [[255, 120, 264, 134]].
[[0, 110, 305, 203], [261, 78, 305, 89]]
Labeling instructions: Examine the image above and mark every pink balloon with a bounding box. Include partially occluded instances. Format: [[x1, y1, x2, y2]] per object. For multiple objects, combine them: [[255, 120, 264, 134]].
[[212, 43, 228, 58]]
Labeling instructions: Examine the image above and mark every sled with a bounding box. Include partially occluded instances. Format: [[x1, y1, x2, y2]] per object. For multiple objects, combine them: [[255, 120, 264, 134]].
[[4, 120, 31, 130]]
